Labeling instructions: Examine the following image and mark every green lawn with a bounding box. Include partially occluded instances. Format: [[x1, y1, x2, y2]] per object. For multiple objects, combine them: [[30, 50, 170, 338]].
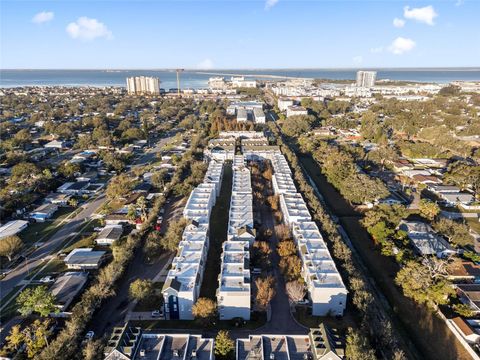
[[30, 259, 68, 281], [199, 164, 232, 299], [20, 207, 79, 246], [62, 235, 96, 254]]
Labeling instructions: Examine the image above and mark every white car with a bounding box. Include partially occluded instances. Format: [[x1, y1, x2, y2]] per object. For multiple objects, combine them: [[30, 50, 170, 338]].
[[151, 309, 163, 318], [39, 276, 54, 283]]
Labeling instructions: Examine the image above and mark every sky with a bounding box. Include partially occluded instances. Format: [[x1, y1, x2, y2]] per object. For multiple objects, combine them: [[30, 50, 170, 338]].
[[0, 0, 479, 69]]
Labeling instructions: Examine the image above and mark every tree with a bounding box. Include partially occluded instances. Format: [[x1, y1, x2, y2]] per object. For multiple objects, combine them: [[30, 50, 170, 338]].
[[24, 319, 52, 358], [418, 199, 440, 221], [277, 240, 297, 257], [214, 330, 234, 358], [395, 260, 455, 306], [129, 279, 153, 302], [453, 303, 476, 318], [281, 115, 314, 137], [17, 286, 58, 317], [106, 174, 134, 200], [285, 280, 306, 303], [136, 196, 148, 221], [5, 325, 24, 351], [68, 197, 78, 207], [345, 328, 377, 360], [160, 218, 187, 251], [279, 255, 303, 281], [433, 218, 474, 247], [255, 276, 276, 310], [0, 235, 23, 261], [192, 298, 216, 320]]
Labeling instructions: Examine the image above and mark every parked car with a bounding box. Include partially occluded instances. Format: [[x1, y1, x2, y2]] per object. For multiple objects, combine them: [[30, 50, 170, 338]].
[[151, 309, 164, 318], [252, 268, 262, 275], [39, 276, 54, 283]]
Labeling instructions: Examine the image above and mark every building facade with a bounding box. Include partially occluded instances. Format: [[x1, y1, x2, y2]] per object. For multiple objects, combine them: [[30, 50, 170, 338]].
[[126, 76, 161, 95]]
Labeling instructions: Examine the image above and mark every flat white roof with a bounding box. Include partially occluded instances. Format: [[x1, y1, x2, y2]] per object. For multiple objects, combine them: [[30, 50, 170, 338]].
[[0, 220, 28, 239]]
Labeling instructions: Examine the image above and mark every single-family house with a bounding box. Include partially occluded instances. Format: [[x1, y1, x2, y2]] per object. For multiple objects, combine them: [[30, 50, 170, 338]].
[[29, 203, 59, 222], [64, 248, 106, 270]]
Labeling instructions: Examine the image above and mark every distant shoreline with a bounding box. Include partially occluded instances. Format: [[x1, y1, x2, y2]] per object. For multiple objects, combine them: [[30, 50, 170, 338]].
[[1, 68, 479, 88]]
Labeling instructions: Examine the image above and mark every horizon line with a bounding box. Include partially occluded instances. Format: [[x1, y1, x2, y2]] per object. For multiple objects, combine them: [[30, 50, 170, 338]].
[[2, 67, 480, 72]]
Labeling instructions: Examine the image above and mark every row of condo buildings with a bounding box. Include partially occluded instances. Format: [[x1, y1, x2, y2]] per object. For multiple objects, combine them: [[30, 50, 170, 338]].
[[161, 159, 224, 320], [270, 152, 347, 316], [104, 323, 346, 360], [226, 101, 266, 124], [207, 131, 347, 317], [217, 155, 255, 320]]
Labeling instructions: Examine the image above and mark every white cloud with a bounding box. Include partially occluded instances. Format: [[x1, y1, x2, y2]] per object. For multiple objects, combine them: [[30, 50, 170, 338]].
[[370, 47, 384, 54], [32, 11, 54, 24], [66, 17, 113, 41], [403, 5, 438, 25], [455, 0, 464, 6], [393, 18, 405, 28], [388, 37, 416, 55], [353, 56, 363, 65], [265, 0, 279, 10], [197, 58, 214, 70]]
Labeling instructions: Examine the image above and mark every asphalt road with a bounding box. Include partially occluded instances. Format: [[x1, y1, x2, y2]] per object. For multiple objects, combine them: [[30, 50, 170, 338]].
[[0, 194, 106, 303]]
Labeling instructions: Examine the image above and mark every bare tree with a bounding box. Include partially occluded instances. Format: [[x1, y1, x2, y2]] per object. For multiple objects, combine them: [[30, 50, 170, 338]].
[[275, 224, 291, 241], [286, 281, 306, 303], [255, 276, 276, 310]]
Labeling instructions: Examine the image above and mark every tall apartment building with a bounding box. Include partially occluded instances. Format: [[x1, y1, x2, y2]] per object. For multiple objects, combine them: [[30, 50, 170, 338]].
[[126, 76, 161, 95], [356, 71, 377, 88]]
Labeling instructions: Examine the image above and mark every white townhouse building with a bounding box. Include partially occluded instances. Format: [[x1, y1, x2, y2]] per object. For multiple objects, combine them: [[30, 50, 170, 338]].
[[253, 108, 266, 124], [228, 166, 255, 243], [205, 138, 236, 161], [292, 221, 347, 316], [218, 158, 254, 320], [278, 98, 294, 112], [162, 221, 210, 320], [204, 160, 224, 196], [183, 183, 216, 223], [271, 153, 293, 176], [279, 192, 312, 226], [217, 241, 251, 320], [271, 152, 348, 316], [233, 155, 246, 170], [272, 172, 297, 195], [162, 160, 224, 320]]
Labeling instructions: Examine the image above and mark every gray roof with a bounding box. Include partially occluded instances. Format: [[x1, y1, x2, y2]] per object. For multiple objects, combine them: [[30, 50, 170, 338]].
[[64, 249, 106, 265], [97, 226, 123, 241], [309, 324, 345, 359], [399, 220, 453, 255], [50, 272, 88, 309]]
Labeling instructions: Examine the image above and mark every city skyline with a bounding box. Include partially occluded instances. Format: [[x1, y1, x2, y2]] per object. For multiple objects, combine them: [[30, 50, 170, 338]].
[[1, 0, 479, 69]]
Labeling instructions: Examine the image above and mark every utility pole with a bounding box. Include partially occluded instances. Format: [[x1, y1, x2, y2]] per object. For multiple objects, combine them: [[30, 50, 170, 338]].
[[176, 69, 184, 96]]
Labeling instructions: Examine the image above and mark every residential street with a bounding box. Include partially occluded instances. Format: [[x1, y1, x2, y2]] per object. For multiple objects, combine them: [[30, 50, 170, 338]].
[[0, 134, 175, 306]]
